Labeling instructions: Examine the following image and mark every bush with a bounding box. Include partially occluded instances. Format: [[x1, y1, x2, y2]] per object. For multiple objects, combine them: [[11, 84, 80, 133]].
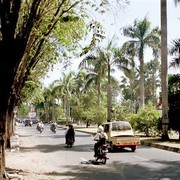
[[129, 102, 161, 136]]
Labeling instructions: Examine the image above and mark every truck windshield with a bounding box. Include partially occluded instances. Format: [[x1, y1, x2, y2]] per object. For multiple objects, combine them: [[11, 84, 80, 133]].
[[112, 121, 131, 131]]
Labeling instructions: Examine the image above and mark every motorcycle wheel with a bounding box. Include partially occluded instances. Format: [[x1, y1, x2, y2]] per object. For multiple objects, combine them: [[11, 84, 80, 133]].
[[95, 156, 106, 165], [101, 157, 106, 164], [67, 144, 72, 148]]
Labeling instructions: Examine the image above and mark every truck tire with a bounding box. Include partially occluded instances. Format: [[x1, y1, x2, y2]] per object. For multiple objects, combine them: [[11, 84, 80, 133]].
[[108, 144, 114, 152], [131, 146, 136, 152]]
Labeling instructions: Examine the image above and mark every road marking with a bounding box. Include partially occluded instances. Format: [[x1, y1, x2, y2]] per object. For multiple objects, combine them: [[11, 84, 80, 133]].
[[58, 144, 66, 149], [80, 157, 88, 161], [134, 155, 148, 161], [80, 157, 96, 167], [48, 138, 52, 142]]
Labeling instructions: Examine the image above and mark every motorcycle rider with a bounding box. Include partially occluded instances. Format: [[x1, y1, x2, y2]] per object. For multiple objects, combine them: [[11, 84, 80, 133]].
[[93, 125, 108, 157], [37, 120, 44, 132], [65, 124, 75, 145], [50, 122, 57, 132]]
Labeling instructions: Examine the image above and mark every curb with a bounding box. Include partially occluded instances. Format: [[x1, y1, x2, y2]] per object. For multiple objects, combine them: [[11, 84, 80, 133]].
[[75, 129, 95, 135], [140, 140, 180, 154]]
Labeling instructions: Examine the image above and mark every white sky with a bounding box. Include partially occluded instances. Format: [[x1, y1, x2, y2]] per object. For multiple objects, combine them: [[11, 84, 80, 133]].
[[42, 0, 180, 87]]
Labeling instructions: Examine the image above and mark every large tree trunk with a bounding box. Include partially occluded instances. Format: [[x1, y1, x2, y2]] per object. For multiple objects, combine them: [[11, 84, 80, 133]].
[[161, 0, 169, 140], [0, 41, 21, 178], [0, 115, 7, 179], [6, 112, 14, 149]]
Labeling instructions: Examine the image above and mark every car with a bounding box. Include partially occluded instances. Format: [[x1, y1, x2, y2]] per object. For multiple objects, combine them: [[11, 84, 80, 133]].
[[30, 117, 38, 124]]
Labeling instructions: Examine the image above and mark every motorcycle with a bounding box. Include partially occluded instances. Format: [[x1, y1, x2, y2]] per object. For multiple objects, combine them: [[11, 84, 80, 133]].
[[36, 122, 44, 133], [50, 123, 56, 133], [95, 144, 108, 164], [65, 125, 75, 148], [66, 137, 74, 148]]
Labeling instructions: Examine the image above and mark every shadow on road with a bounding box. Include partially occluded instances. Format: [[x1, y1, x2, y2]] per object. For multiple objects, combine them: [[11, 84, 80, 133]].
[[41, 160, 180, 180]]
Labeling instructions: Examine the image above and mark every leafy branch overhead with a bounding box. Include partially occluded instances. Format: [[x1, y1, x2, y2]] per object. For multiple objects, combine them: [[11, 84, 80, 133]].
[[1, 1, 128, 105]]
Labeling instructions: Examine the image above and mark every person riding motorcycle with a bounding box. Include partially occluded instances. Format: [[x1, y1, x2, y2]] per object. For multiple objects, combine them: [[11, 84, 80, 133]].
[[37, 121, 44, 132], [50, 122, 57, 133], [93, 125, 108, 157], [65, 124, 75, 145]]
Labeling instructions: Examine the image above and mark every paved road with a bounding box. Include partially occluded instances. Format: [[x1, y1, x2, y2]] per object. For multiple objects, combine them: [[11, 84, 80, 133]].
[[5, 124, 180, 180]]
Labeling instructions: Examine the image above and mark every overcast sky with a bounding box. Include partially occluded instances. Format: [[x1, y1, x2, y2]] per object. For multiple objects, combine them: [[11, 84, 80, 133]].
[[42, 0, 180, 87]]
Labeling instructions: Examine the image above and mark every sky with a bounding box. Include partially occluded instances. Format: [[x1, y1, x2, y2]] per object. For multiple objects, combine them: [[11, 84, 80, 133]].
[[42, 0, 180, 87]]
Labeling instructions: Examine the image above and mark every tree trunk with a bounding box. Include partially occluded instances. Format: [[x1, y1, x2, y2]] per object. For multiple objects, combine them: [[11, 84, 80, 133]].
[[161, 0, 169, 140], [107, 63, 111, 122], [0, 119, 7, 179], [6, 113, 13, 149], [139, 47, 145, 108]]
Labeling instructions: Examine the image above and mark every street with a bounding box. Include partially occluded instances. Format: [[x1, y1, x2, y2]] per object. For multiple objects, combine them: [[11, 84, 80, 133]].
[[6, 123, 180, 180]]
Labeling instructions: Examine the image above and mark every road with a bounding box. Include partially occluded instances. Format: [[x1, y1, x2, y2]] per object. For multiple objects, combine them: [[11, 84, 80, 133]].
[[6, 124, 180, 180]]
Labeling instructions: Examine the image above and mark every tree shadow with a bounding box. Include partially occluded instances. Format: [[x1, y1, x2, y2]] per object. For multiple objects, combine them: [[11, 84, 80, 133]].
[[20, 159, 179, 180], [19, 143, 94, 153]]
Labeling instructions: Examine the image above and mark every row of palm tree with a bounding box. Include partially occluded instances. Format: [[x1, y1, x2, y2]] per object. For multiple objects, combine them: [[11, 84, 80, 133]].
[[29, 1, 180, 138], [41, 15, 162, 123], [41, 57, 160, 125], [81, 17, 161, 121], [79, 37, 130, 121]]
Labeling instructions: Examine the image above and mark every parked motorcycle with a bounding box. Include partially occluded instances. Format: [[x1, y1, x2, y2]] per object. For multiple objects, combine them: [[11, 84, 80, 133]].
[[50, 123, 56, 133], [95, 144, 108, 164]]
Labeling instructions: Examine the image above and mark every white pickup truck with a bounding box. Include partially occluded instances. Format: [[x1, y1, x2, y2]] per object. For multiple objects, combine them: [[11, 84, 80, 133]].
[[102, 121, 140, 152]]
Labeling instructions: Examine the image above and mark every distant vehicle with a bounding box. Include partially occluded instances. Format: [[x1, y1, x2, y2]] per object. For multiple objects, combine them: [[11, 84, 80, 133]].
[[30, 117, 38, 124], [24, 119, 33, 127], [102, 121, 141, 152], [50, 122, 57, 133]]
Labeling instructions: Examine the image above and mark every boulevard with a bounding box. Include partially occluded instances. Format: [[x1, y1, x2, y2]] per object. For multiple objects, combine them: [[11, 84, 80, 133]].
[[6, 123, 180, 180]]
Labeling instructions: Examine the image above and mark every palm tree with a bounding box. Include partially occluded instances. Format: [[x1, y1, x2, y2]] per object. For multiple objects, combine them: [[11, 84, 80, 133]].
[[122, 17, 160, 108], [79, 52, 107, 107], [73, 70, 88, 98], [118, 43, 138, 113], [52, 71, 76, 124], [80, 38, 129, 122], [98, 40, 130, 122], [144, 59, 161, 106], [161, 0, 169, 140], [174, 0, 180, 5], [163, 0, 180, 140], [169, 39, 180, 67], [43, 86, 55, 123]]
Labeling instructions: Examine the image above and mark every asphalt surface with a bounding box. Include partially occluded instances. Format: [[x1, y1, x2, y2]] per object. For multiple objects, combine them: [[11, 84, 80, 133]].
[[6, 124, 180, 179], [9, 124, 180, 154]]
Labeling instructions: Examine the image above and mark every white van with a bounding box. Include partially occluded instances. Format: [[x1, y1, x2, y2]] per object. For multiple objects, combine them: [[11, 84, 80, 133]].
[[102, 121, 140, 152]]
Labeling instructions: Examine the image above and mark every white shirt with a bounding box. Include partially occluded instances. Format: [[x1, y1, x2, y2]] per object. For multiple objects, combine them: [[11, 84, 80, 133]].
[[94, 131, 107, 141]]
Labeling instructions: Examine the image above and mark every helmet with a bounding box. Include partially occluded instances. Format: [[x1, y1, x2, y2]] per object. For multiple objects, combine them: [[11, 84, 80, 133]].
[[98, 125, 104, 132]]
